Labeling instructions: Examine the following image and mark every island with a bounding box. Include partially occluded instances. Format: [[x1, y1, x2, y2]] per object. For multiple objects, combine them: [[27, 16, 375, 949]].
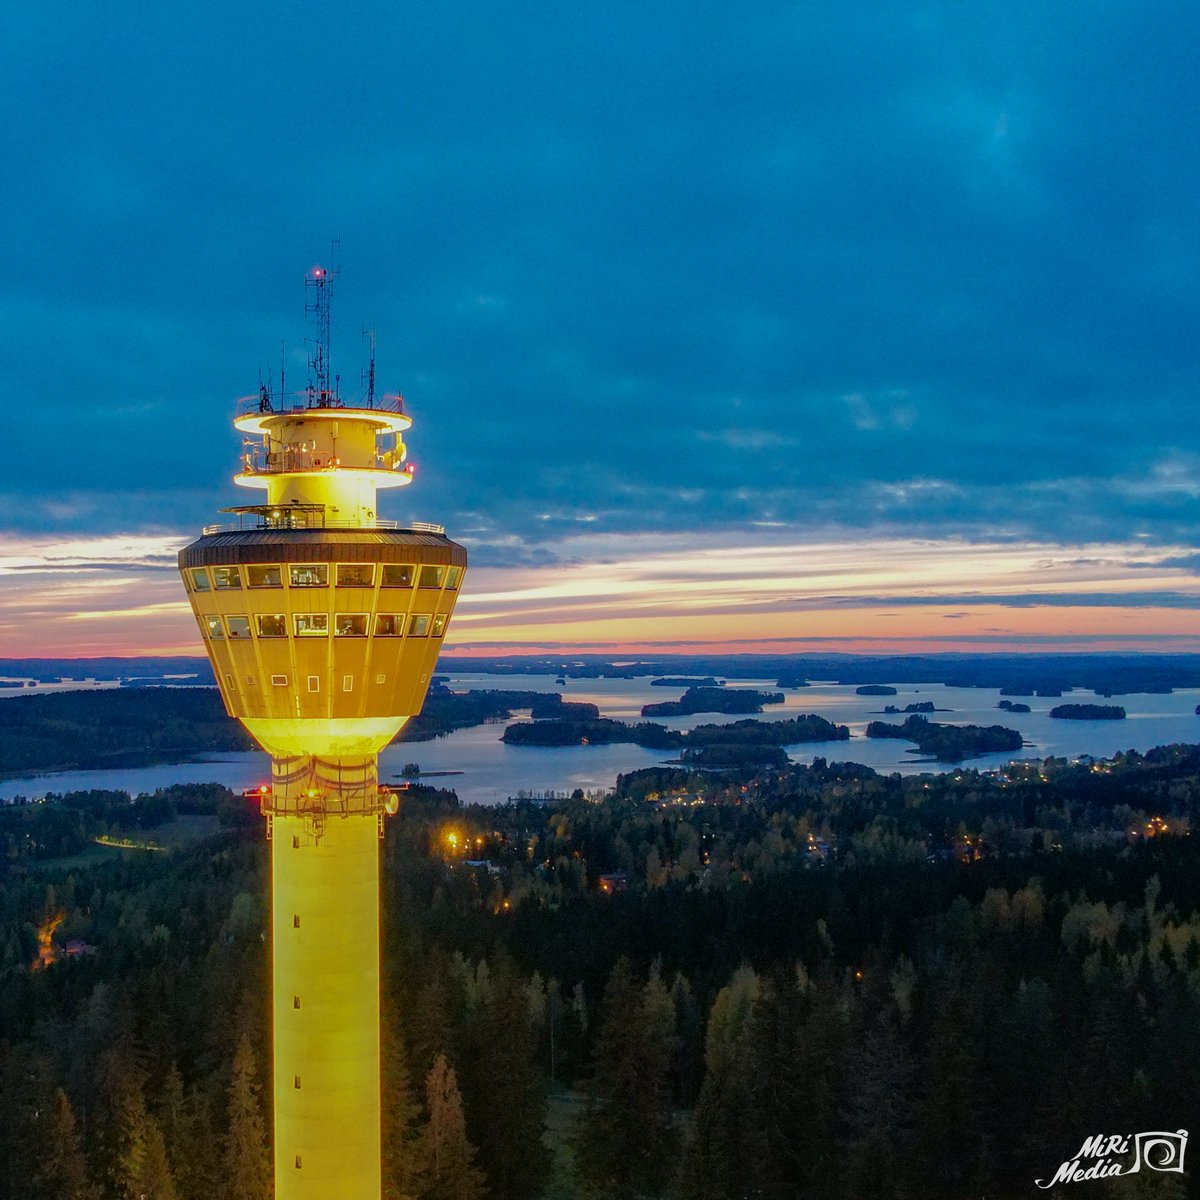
[[529, 694, 601, 720], [1049, 704, 1126, 721], [997, 700, 1032, 713], [883, 702, 939, 714], [650, 676, 721, 688], [865, 715, 1023, 762], [855, 685, 898, 696], [503, 714, 850, 758], [641, 686, 784, 717], [775, 673, 811, 688]]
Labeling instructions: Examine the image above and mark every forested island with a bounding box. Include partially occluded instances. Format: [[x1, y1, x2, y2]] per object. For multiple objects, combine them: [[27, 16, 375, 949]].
[[641, 686, 784, 717], [1050, 703, 1127, 721], [855, 684, 897, 696], [0, 689, 252, 776], [5, 744, 1200, 1198], [865, 714, 1023, 761], [502, 714, 850, 763]]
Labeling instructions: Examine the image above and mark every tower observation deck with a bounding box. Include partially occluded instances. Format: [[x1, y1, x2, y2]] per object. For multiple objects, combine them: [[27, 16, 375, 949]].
[[179, 267, 467, 1198]]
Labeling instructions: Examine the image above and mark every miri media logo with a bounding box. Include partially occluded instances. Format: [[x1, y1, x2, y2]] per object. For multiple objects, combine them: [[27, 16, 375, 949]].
[[1036, 1131, 1188, 1188]]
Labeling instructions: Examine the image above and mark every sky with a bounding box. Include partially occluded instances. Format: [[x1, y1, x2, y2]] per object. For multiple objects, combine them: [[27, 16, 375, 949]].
[[3, 1, 1199, 658]]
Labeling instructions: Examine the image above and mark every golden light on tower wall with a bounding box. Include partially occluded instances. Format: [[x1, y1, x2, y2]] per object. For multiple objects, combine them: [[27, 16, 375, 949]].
[[178, 267, 467, 1199]]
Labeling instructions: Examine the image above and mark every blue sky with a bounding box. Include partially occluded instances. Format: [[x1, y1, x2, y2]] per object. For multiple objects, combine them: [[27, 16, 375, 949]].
[[3, 1, 1199, 655]]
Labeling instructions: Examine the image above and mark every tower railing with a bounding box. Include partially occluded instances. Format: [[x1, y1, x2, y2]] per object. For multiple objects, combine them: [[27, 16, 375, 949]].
[[238, 444, 411, 478], [201, 516, 446, 535], [235, 391, 407, 420]]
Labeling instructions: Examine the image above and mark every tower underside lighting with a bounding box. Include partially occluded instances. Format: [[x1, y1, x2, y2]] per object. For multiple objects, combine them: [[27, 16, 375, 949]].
[[179, 274, 466, 1198]]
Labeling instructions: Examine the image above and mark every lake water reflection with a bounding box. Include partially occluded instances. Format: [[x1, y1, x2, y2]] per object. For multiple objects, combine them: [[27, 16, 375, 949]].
[[3, 674, 1199, 806]]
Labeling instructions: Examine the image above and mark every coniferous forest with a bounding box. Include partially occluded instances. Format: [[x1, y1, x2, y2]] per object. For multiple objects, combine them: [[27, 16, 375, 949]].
[[4, 749, 1200, 1197]]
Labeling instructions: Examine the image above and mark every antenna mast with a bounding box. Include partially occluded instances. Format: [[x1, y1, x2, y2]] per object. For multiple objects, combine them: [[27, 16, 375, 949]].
[[305, 237, 341, 407], [362, 326, 377, 408]]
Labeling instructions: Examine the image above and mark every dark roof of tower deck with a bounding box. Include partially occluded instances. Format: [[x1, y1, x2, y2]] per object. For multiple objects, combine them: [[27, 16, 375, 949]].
[[178, 529, 468, 569]]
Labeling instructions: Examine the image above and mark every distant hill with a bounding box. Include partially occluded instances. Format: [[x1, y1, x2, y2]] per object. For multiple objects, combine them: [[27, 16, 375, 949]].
[[0, 657, 214, 685]]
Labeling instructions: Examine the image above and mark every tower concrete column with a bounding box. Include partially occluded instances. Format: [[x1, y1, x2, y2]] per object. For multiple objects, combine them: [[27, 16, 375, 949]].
[[272, 803, 381, 1198]]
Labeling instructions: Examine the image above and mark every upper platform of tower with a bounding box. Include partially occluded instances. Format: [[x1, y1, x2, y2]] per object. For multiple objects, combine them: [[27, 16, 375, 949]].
[[225, 262, 425, 525]]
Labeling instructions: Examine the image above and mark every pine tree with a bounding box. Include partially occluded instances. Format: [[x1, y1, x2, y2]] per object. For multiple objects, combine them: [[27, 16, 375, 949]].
[[420, 1055, 487, 1200], [223, 1034, 270, 1200]]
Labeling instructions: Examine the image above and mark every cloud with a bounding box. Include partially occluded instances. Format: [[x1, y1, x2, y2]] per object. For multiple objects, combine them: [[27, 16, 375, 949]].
[[2, 0, 1198, 652]]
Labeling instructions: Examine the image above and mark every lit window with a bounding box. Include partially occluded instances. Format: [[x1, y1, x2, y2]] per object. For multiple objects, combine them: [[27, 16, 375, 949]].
[[204, 616, 224, 639], [381, 564, 414, 587], [258, 614, 287, 638], [432, 614, 447, 637], [374, 615, 401, 637], [247, 564, 282, 588], [375, 674, 386, 684], [335, 614, 368, 637], [409, 614, 431, 637], [445, 565, 463, 589], [307, 676, 320, 692], [336, 564, 374, 587], [418, 565, 444, 589], [213, 567, 242, 589], [271, 674, 288, 686], [226, 616, 252, 639], [189, 568, 212, 592], [295, 614, 328, 637], [290, 564, 328, 587], [343, 675, 354, 692], [224, 673, 234, 689]]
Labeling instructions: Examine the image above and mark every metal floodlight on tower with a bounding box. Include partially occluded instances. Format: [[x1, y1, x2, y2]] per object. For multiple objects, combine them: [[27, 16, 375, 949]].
[[178, 263, 467, 1199]]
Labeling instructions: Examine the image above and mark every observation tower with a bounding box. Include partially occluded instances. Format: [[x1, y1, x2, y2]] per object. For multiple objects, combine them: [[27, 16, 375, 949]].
[[178, 265, 466, 1198]]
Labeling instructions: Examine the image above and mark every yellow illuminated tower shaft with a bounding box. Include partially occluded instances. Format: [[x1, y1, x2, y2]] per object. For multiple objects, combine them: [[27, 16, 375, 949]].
[[179, 285, 466, 1198]]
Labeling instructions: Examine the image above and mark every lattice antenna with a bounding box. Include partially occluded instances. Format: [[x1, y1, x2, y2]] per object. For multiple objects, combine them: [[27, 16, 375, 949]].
[[304, 238, 341, 406], [361, 325, 377, 408]]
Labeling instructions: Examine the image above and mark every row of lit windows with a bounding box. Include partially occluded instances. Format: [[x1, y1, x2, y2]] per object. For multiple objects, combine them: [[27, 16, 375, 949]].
[[205, 612, 446, 639], [188, 563, 462, 591]]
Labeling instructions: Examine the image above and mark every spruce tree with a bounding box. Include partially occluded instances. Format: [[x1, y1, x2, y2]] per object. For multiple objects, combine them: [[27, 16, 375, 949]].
[[746, 970, 847, 1200], [575, 958, 678, 1199], [677, 967, 758, 1200], [456, 955, 549, 1200], [420, 1055, 487, 1200], [38, 1087, 91, 1200], [383, 1012, 428, 1200], [223, 1034, 270, 1200]]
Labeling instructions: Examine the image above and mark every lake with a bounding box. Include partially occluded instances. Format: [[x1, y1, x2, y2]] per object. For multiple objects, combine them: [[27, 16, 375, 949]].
[[3, 674, 1199, 806]]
